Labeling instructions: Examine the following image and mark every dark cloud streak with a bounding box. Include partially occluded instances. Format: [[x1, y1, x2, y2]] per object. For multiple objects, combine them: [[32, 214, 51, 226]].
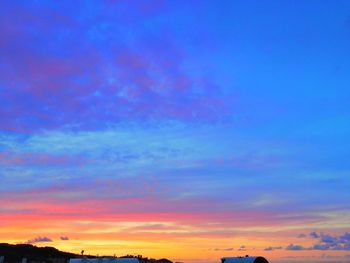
[[26, 236, 52, 244]]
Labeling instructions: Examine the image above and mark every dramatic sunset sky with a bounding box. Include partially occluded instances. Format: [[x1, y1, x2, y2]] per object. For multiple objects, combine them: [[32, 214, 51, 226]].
[[1, 1, 350, 263]]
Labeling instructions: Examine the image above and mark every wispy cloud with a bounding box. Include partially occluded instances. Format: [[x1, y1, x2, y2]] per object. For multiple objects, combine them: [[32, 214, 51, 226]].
[[286, 244, 307, 250], [0, 0, 228, 133]]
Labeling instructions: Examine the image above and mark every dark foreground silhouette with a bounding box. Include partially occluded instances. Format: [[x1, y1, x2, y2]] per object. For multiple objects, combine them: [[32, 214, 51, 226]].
[[0, 243, 173, 263]]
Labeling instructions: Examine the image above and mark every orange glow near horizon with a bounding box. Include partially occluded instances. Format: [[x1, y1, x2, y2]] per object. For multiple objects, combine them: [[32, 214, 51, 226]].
[[1, 208, 350, 263]]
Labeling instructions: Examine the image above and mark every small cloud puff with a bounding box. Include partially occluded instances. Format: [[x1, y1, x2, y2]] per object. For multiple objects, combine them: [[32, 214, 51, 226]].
[[238, 245, 246, 251], [60, 236, 69, 240], [26, 236, 52, 244], [286, 244, 307, 250], [310, 231, 320, 239]]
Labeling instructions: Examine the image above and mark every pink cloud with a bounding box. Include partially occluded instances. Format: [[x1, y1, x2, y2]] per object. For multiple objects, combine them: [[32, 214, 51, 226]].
[[0, 187, 322, 231], [25, 236, 52, 244], [0, 3, 229, 133]]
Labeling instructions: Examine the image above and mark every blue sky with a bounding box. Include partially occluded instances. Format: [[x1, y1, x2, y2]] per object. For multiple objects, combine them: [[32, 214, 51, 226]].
[[0, 1, 350, 262]]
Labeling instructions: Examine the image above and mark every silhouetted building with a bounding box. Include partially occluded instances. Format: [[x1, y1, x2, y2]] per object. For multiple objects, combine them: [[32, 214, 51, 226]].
[[221, 256, 269, 263], [70, 258, 139, 263]]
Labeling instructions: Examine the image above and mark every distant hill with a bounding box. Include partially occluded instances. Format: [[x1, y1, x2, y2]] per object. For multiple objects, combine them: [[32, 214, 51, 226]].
[[0, 243, 76, 263], [0, 244, 173, 263]]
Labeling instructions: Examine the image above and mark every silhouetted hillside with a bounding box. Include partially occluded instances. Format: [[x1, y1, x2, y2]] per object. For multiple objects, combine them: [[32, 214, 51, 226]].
[[0, 244, 173, 263], [0, 243, 76, 263]]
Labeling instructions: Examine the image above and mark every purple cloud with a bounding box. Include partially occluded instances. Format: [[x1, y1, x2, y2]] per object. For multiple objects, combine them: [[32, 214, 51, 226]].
[[340, 232, 350, 242], [286, 244, 307, 250], [60, 236, 69, 240], [313, 232, 350, 250], [309, 232, 320, 238], [310, 231, 320, 238], [320, 234, 337, 244], [286, 232, 350, 251], [26, 236, 52, 244]]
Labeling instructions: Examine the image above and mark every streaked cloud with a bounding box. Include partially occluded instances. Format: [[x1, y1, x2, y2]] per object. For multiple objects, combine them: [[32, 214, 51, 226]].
[[285, 244, 306, 251]]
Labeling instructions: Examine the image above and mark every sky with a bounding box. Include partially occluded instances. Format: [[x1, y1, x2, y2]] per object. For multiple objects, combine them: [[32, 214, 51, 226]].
[[0, 0, 350, 263]]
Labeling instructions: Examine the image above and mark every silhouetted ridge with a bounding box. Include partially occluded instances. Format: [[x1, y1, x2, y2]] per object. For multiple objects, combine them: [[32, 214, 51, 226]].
[[0, 244, 173, 263], [0, 243, 76, 263]]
